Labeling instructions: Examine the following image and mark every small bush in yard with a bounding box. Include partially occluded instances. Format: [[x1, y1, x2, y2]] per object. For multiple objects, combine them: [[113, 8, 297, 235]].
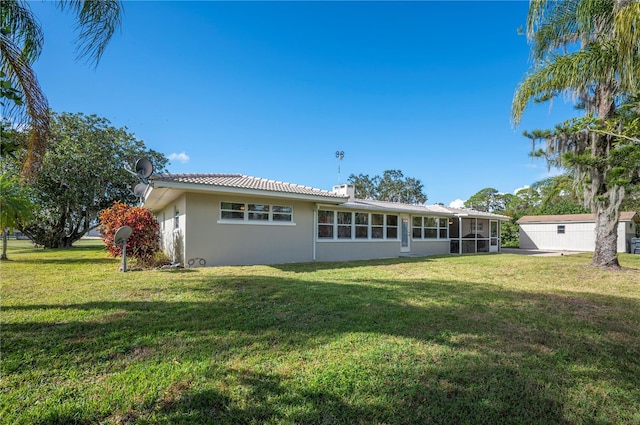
[[99, 201, 160, 268]]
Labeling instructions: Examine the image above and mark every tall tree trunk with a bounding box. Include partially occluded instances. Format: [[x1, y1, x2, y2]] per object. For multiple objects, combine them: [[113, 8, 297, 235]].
[[592, 206, 621, 269], [589, 85, 621, 269], [1, 229, 8, 261]]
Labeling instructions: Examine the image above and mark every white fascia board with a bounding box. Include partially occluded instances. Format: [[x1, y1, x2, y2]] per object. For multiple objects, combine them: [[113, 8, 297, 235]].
[[142, 186, 180, 211], [456, 212, 510, 221], [150, 180, 348, 204], [316, 202, 454, 217]]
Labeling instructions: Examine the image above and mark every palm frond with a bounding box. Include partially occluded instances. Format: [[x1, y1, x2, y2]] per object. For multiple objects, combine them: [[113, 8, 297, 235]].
[[0, 0, 44, 64], [0, 33, 49, 181], [612, 1, 640, 92], [57, 0, 124, 67], [512, 45, 618, 124], [527, 0, 581, 61]]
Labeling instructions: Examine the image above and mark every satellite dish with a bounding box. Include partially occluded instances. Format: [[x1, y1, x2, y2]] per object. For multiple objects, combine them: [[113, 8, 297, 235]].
[[133, 183, 148, 198], [135, 158, 154, 179], [114, 226, 133, 272], [114, 226, 133, 246]]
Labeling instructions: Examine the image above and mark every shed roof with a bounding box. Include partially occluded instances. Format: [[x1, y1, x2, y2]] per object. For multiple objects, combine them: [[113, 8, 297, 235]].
[[517, 211, 639, 224]]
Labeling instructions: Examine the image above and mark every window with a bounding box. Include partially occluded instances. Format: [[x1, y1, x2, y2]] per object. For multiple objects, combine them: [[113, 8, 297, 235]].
[[371, 214, 384, 239], [221, 202, 244, 220], [273, 205, 293, 221], [248, 203, 269, 221], [355, 213, 369, 239], [174, 208, 180, 229], [318, 210, 334, 238], [316, 211, 400, 241], [424, 217, 437, 239], [412, 217, 422, 238], [439, 218, 449, 239], [411, 216, 449, 240], [386, 215, 398, 239], [557, 225, 565, 234], [337, 212, 352, 239], [220, 202, 293, 223]]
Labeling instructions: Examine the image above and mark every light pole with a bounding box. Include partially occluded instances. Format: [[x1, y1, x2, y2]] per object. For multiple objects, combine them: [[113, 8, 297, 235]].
[[335, 150, 344, 184]]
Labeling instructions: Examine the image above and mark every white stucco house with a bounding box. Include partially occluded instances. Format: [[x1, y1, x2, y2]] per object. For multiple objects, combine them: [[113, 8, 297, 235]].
[[142, 173, 509, 267], [517, 212, 640, 253]]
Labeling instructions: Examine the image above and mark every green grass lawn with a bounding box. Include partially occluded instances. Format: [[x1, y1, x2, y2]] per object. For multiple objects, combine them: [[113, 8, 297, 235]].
[[2, 241, 640, 424]]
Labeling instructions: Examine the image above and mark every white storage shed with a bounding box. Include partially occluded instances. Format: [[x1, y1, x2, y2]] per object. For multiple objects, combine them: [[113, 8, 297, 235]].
[[517, 212, 640, 253]]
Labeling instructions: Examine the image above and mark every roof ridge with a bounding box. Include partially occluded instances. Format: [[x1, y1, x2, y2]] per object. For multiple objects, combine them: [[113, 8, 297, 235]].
[[159, 172, 244, 177], [153, 172, 344, 198], [240, 174, 335, 194]]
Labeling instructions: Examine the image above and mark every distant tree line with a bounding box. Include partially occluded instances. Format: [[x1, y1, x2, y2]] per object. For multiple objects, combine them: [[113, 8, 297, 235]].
[[464, 174, 640, 248], [2, 111, 167, 249], [348, 170, 427, 205]]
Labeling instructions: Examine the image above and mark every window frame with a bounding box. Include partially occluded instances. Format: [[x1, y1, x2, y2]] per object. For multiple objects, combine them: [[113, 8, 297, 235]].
[[411, 215, 450, 240], [218, 201, 295, 225], [316, 210, 400, 241]]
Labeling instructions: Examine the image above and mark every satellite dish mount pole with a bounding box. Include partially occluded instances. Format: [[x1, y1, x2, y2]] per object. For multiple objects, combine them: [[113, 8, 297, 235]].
[[122, 240, 128, 272], [335, 151, 344, 184], [114, 226, 133, 272]]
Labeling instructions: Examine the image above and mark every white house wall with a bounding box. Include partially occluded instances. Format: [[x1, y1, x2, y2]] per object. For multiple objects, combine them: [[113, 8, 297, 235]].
[[315, 240, 400, 262], [406, 240, 450, 257], [158, 194, 186, 264], [181, 192, 316, 266]]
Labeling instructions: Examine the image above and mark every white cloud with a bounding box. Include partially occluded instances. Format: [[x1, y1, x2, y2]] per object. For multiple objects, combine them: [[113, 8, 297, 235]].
[[449, 199, 465, 208], [168, 152, 190, 164], [513, 185, 530, 194]]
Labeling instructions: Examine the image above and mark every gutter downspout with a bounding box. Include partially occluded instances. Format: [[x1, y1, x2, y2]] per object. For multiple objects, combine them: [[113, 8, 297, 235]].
[[313, 206, 317, 261], [459, 218, 462, 254]]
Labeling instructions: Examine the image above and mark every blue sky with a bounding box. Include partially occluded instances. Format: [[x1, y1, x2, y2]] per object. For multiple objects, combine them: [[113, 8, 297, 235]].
[[30, 0, 577, 206]]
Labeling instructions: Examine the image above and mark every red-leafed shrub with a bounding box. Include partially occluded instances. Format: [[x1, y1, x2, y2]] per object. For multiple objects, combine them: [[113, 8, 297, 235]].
[[99, 201, 161, 268]]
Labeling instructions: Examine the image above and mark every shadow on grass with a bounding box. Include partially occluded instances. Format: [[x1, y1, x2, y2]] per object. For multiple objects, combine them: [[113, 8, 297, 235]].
[[272, 255, 438, 272], [4, 275, 639, 424], [16, 257, 118, 265]]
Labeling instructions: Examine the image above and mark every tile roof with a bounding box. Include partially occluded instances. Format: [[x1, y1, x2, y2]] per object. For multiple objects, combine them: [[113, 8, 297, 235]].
[[517, 211, 639, 224], [342, 199, 450, 215], [341, 199, 510, 219], [150, 173, 512, 219], [152, 173, 346, 199]]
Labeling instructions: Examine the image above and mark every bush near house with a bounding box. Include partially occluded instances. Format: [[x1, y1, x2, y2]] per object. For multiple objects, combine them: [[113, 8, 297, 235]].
[[99, 201, 161, 268]]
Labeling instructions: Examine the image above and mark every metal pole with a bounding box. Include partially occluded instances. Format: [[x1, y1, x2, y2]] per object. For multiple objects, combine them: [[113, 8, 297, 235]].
[[335, 151, 344, 184], [122, 242, 127, 272]]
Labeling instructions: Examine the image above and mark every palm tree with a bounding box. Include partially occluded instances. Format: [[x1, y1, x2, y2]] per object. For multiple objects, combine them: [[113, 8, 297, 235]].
[[0, 0, 123, 180], [512, 0, 640, 269], [0, 173, 34, 260]]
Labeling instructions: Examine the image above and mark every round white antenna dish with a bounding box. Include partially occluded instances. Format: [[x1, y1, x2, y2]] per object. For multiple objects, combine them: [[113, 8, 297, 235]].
[[135, 158, 154, 179], [114, 226, 133, 246], [133, 183, 148, 198]]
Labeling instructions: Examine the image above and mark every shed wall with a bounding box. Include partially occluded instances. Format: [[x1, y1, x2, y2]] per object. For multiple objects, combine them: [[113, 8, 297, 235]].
[[519, 221, 631, 252]]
